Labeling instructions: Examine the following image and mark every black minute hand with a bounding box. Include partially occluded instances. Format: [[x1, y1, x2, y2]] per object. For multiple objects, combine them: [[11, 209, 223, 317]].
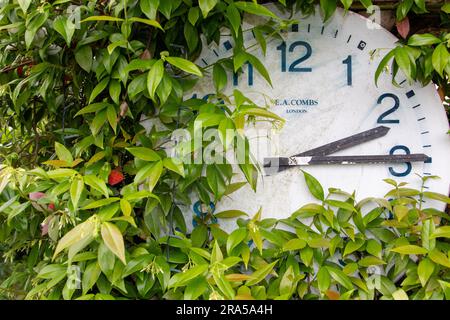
[[264, 126, 390, 171], [266, 154, 430, 167]]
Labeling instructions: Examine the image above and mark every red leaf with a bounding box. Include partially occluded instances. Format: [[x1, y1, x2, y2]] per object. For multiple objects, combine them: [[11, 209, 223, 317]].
[[396, 17, 410, 39], [108, 169, 125, 186]]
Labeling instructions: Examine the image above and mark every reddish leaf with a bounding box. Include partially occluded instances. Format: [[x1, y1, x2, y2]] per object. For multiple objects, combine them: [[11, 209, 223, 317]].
[[396, 17, 410, 39], [108, 169, 125, 186], [325, 290, 340, 300]]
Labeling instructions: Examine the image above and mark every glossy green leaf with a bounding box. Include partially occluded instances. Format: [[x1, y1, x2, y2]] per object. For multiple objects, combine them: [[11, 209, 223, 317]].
[[390, 245, 428, 255], [101, 222, 126, 264], [199, 0, 218, 18], [84, 175, 109, 198], [147, 59, 164, 101], [126, 147, 161, 162], [246, 260, 278, 286], [302, 170, 324, 201], [165, 56, 203, 77]]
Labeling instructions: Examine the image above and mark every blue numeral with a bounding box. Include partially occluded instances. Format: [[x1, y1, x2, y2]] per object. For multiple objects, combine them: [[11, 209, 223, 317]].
[[389, 145, 412, 177], [377, 93, 400, 124], [342, 55, 352, 86], [233, 62, 253, 86], [276, 41, 312, 72]]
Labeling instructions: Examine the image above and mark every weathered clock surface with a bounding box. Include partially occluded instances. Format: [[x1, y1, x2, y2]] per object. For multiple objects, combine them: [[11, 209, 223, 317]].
[[168, 5, 450, 227]]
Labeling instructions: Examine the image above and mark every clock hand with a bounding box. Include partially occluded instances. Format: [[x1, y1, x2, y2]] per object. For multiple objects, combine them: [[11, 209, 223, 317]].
[[264, 126, 390, 170], [265, 153, 430, 167]]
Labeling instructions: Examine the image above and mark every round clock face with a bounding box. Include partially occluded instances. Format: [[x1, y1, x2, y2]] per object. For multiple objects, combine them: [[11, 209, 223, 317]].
[[186, 6, 450, 224]]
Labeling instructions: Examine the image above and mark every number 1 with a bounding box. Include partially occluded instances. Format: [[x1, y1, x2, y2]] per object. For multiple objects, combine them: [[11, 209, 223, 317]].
[[342, 55, 352, 86]]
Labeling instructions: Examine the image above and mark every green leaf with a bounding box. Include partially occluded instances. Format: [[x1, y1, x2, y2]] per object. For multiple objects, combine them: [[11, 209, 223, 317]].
[[89, 77, 109, 104], [366, 239, 382, 258], [245, 53, 273, 87], [214, 210, 248, 219], [423, 191, 450, 204], [55, 142, 73, 163], [188, 7, 200, 25], [317, 267, 331, 293], [394, 47, 414, 81], [168, 264, 209, 288], [282, 239, 307, 252], [75, 102, 110, 117], [234, 2, 278, 20], [375, 49, 395, 86], [418, 258, 434, 286], [246, 260, 278, 286], [428, 249, 450, 268], [53, 219, 96, 259], [199, 0, 218, 18], [90, 110, 107, 136], [302, 170, 324, 201], [81, 16, 124, 23], [326, 266, 353, 290], [140, 0, 159, 20], [120, 199, 132, 217], [82, 262, 101, 295], [238, 107, 283, 122], [340, 0, 353, 10], [390, 245, 428, 255], [407, 34, 441, 46], [226, 228, 247, 254], [83, 175, 109, 198], [70, 176, 84, 208], [213, 64, 227, 92], [184, 277, 208, 300], [358, 256, 386, 267], [343, 238, 365, 256], [82, 197, 120, 210], [109, 80, 121, 105], [18, 0, 32, 13], [98, 242, 115, 279], [422, 219, 436, 251], [226, 4, 241, 37], [326, 199, 355, 212], [53, 16, 75, 46], [101, 222, 126, 264], [126, 147, 161, 162], [106, 104, 117, 134], [25, 12, 49, 49], [431, 226, 450, 239], [163, 158, 184, 177], [75, 46, 93, 72], [432, 43, 449, 78], [392, 288, 409, 300], [128, 17, 163, 31], [320, 0, 337, 21], [147, 160, 163, 191], [165, 56, 203, 77], [123, 254, 154, 278], [442, 3, 450, 13], [147, 59, 164, 101]]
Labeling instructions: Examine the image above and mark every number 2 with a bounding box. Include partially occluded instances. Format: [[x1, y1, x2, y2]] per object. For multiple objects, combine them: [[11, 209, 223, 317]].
[[377, 93, 400, 124]]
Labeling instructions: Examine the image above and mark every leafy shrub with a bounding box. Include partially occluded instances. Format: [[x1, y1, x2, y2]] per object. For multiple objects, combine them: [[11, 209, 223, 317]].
[[0, 0, 449, 300]]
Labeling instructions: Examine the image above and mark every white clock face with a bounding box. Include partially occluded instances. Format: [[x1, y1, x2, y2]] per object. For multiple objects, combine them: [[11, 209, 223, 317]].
[[187, 6, 450, 225]]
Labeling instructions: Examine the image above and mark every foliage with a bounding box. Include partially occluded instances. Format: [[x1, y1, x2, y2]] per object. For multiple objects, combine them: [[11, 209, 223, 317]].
[[0, 0, 449, 300], [1, 167, 450, 300]]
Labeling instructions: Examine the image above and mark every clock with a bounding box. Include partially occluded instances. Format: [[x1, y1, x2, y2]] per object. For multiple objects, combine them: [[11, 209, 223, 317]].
[[172, 5, 450, 226]]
